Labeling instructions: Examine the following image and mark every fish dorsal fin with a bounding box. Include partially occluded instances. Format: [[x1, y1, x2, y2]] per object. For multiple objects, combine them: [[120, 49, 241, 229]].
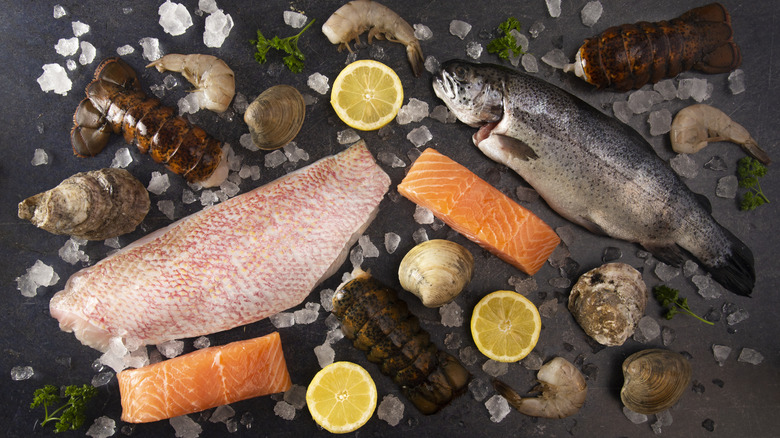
[[492, 134, 539, 161], [642, 243, 686, 267]]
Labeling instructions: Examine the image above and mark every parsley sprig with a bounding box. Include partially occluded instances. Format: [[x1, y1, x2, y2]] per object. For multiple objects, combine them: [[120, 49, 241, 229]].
[[31, 384, 97, 433], [653, 285, 714, 325], [737, 156, 769, 211], [487, 17, 526, 61], [251, 19, 316, 73]]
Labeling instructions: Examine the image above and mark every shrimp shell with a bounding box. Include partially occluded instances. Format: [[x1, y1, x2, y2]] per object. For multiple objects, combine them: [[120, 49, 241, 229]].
[[323, 0, 424, 77], [493, 357, 587, 419], [70, 57, 229, 187], [146, 54, 235, 113], [565, 3, 741, 90], [332, 270, 470, 414], [670, 104, 770, 164]]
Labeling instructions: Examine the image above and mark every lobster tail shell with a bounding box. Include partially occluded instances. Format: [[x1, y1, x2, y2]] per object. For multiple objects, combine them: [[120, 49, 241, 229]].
[[70, 57, 226, 186], [578, 3, 741, 90]]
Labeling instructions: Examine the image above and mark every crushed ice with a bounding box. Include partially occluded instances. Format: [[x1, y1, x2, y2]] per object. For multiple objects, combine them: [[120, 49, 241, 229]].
[[407, 125, 432, 147], [440, 301, 463, 327], [283, 11, 307, 28], [307, 73, 330, 95], [10, 366, 34, 381], [86, 416, 116, 438], [377, 394, 405, 426], [204, 8, 233, 48], [37, 64, 72, 96], [396, 98, 429, 125], [485, 394, 510, 422], [159, 0, 193, 36], [449, 20, 472, 39], [581, 1, 603, 26]]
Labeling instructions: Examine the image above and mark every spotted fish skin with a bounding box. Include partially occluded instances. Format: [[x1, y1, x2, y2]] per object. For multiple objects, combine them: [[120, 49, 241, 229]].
[[50, 141, 391, 352], [433, 61, 754, 296]]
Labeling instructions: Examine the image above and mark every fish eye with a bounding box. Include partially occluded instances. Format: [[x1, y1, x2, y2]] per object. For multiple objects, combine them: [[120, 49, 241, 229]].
[[452, 66, 467, 80]]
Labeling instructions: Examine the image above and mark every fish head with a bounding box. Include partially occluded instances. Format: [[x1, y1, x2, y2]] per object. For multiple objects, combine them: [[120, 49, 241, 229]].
[[433, 60, 504, 127]]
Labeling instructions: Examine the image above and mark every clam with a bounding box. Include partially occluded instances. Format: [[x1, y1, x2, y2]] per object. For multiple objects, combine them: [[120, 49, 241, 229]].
[[567, 263, 647, 346], [398, 239, 474, 307], [244, 85, 305, 150], [18, 168, 150, 240], [620, 349, 692, 415]]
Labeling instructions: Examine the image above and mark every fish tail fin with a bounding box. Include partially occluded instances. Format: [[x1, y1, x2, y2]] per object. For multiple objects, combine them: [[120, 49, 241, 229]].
[[706, 228, 755, 297]]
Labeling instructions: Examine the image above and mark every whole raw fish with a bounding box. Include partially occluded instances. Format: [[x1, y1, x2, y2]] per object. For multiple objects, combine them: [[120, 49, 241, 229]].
[[50, 141, 391, 352], [432, 60, 754, 296]]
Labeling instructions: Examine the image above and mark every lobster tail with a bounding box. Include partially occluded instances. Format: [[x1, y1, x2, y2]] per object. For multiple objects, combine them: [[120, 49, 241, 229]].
[[573, 2, 741, 90], [70, 58, 227, 187]]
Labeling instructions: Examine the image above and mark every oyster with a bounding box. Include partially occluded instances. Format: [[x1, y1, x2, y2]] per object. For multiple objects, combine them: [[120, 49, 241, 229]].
[[398, 239, 474, 307], [18, 168, 150, 240], [568, 263, 647, 346], [620, 349, 692, 414], [244, 84, 305, 150]]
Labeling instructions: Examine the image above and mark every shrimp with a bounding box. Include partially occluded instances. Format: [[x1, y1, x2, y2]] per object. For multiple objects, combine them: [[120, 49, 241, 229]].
[[146, 54, 235, 113], [493, 357, 587, 419], [322, 0, 424, 77], [671, 104, 770, 164]]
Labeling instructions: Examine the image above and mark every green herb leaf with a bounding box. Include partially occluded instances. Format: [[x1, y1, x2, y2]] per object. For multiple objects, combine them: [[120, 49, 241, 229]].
[[487, 17, 525, 61], [653, 285, 713, 325], [31, 384, 97, 433], [736, 157, 769, 211], [251, 19, 315, 73]]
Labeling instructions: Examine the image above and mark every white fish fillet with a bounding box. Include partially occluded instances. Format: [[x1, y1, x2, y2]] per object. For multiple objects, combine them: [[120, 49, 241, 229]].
[[50, 141, 390, 352]]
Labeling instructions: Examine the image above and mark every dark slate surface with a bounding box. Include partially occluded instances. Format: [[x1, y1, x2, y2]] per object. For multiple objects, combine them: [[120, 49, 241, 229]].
[[1, 1, 778, 437]]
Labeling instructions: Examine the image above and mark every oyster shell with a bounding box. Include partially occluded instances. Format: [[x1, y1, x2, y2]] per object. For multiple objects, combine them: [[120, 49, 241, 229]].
[[567, 263, 647, 346], [244, 84, 305, 150], [18, 168, 150, 240], [620, 349, 692, 414], [398, 239, 474, 307]]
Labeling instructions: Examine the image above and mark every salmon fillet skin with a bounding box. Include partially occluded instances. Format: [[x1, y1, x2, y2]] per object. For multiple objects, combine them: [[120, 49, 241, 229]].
[[117, 332, 292, 423], [398, 148, 559, 275], [50, 141, 391, 352]]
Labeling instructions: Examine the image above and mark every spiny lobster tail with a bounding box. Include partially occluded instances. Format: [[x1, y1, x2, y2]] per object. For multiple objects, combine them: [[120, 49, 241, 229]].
[[579, 2, 741, 90], [70, 57, 227, 186]]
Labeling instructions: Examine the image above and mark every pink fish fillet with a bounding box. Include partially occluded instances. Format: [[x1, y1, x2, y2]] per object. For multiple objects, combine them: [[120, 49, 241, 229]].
[[50, 141, 391, 352]]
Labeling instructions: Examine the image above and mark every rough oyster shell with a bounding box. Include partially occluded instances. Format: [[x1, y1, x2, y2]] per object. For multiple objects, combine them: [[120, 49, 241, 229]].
[[567, 263, 647, 346], [398, 239, 474, 307], [244, 84, 305, 150], [620, 349, 692, 415], [18, 168, 150, 240]]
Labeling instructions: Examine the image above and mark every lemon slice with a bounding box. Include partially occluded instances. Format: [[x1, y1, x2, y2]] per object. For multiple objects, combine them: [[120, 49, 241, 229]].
[[470, 290, 542, 362], [306, 361, 378, 434], [330, 60, 404, 131]]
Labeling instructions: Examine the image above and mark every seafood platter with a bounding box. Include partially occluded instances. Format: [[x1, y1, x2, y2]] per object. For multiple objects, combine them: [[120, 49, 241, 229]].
[[2, 0, 778, 437]]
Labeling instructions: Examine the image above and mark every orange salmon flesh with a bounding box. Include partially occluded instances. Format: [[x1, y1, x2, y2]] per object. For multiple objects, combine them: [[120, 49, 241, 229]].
[[398, 148, 560, 275], [117, 332, 292, 423]]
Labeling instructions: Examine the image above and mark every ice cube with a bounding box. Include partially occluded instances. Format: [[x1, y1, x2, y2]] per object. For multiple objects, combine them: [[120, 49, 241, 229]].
[[319, 288, 335, 313], [377, 151, 406, 168], [414, 23, 433, 40], [654, 262, 679, 281], [485, 394, 510, 422], [358, 235, 380, 258], [198, 0, 218, 14], [79, 41, 97, 65], [55, 37, 79, 57], [633, 316, 660, 343], [37, 63, 72, 96], [170, 415, 202, 438], [314, 343, 335, 368], [661, 326, 676, 346], [59, 237, 89, 265], [669, 154, 698, 179], [467, 378, 491, 402], [282, 141, 309, 163], [430, 105, 456, 124], [273, 400, 296, 420], [240, 412, 254, 429], [449, 20, 472, 39], [712, 344, 731, 366], [704, 156, 727, 171], [265, 150, 287, 168], [508, 275, 537, 294], [581, 1, 603, 27], [716, 175, 738, 198], [139, 37, 162, 61], [627, 90, 662, 114], [521, 53, 539, 73], [307, 72, 330, 95], [369, 45, 386, 60], [270, 312, 295, 328], [384, 232, 401, 254], [648, 109, 672, 136], [623, 407, 648, 424], [459, 346, 478, 366], [10, 366, 34, 381], [538, 298, 559, 319], [210, 405, 236, 423], [86, 416, 116, 438], [440, 301, 463, 327], [239, 133, 259, 152], [737, 348, 764, 365], [116, 44, 135, 56], [204, 9, 233, 48], [396, 98, 429, 125], [482, 359, 509, 377], [350, 245, 364, 270], [71, 21, 90, 37], [53, 4, 67, 18], [728, 69, 745, 95], [683, 260, 699, 276], [541, 49, 569, 69], [466, 41, 483, 59], [693, 274, 723, 299], [677, 78, 711, 102], [158, 0, 194, 36], [407, 125, 432, 147], [413, 205, 434, 224], [653, 79, 677, 100], [294, 304, 319, 325], [156, 200, 175, 220], [164, 74, 179, 89], [147, 171, 170, 195], [546, 0, 562, 17], [548, 277, 571, 289], [337, 128, 361, 144], [91, 371, 113, 387], [612, 100, 632, 124], [29, 148, 49, 167], [424, 55, 440, 74], [726, 308, 749, 325], [412, 227, 429, 244], [157, 340, 185, 358], [178, 93, 201, 114], [283, 10, 308, 29]]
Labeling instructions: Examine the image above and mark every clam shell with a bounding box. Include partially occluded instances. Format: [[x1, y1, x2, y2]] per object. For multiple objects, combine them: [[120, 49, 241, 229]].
[[244, 85, 305, 150], [567, 263, 647, 346], [620, 349, 692, 415], [398, 239, 474, 307], [18, 168, 150, 240]]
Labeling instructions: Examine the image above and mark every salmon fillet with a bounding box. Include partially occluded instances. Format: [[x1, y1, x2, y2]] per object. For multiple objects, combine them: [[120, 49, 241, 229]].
[[118, 331, 292, 423], [397, 148, 559, 275], [50, 141, 391, 352]]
